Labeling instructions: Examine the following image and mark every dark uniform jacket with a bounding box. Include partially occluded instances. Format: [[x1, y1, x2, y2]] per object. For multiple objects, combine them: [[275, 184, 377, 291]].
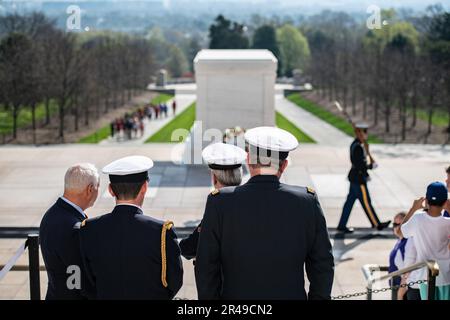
[[195, 175, 334, 300], [179, 224, 201, 260], [78, 204, 183, 300], [348, 139, 372, 184], [39, 198, 92, 300]]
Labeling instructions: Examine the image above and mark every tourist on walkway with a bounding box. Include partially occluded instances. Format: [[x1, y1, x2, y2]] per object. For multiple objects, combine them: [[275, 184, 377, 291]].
[[172, 100, 177, 115]]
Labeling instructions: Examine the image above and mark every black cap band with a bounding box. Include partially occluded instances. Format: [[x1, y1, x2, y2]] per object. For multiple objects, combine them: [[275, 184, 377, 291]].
[[208, 163, 242, 170], [246, 143, 289, 161], [109, 171, 149, 184]]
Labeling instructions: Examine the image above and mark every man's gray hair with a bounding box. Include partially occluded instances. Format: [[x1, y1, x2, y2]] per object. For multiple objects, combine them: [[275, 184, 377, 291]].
[[211, 167, 243, 187], [64, 163, 99, 193]]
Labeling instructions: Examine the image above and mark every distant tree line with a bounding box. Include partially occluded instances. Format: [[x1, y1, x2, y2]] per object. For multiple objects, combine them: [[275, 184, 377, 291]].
[[304, 6, 450, 142], [208, 8, 450, 142], [0, 12, 155, 143], [208, 15, 310, 77]]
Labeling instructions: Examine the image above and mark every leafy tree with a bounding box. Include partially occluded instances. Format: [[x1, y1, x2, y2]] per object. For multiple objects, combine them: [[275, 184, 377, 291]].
[[166, 45, 189, 78], [0, 32, 33, 139], [209, 15, 249, 49], [252, 24, 282, 75], [277, 24, 310, 76]]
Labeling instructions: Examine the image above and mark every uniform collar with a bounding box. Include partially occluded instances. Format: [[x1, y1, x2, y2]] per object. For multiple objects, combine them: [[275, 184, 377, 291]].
[[113, 203, 143, 215], [247, 174, 280, 184], [57, 197, 87, 220]]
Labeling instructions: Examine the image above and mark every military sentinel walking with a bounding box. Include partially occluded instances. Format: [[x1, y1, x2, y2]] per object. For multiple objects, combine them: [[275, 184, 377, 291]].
[[195, 127, 334, 300], [78, 156, 183, 299], [337, 123, 391, 233]]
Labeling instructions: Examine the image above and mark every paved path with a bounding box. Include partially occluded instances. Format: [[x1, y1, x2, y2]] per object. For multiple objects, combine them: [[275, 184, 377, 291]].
[[275, 94, 353, 146], [100, 94, 196, 145]]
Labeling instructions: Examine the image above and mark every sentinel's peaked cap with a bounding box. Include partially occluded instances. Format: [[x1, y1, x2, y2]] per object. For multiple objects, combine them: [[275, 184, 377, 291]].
[[102, 155, 153, 184], [202, 142, 247, 170], [355, 122, 370, 129], [245, 127, 299, 152]]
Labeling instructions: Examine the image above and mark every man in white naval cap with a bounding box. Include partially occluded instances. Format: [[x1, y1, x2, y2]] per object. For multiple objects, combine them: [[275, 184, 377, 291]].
[[179, 142, 247, 260], [78, 156, 183, 299], [195, 127, 334, 300]]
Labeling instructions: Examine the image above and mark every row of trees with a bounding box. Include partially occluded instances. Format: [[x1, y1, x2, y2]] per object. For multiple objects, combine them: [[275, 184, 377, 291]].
[[209, 15, 310, 76], [305, 6, 449, 141], [0, 12, 156, 142], [208, 8, 449, 142]]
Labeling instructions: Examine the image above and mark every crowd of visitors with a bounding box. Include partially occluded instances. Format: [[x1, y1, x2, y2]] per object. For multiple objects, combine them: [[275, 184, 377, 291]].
[[109, 100, 177, 141]]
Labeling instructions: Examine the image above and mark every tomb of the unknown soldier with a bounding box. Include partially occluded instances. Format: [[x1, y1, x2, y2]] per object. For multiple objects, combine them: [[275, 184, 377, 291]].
[[0, 1, 449, 312]]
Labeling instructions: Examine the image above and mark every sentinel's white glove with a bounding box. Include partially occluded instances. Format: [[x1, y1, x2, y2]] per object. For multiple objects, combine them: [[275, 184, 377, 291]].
[[372, 162, 378, 169]]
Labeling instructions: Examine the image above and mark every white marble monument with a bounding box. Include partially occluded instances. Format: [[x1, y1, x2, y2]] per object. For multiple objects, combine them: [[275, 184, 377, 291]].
[[194, 49, 277, 131], [183, 49, 278, 164]]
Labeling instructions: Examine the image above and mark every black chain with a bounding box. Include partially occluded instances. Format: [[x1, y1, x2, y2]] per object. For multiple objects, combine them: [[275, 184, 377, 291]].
[[331, 279, 427, 300], [174, 279, 427, 300]]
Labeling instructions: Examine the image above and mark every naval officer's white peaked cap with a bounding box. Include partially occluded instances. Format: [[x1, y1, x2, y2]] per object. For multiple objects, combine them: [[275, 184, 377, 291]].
[[202, 143, 247, 168], [355, 122, 369, 129], [244, 126, 299, 152], [102, 155, 154, 175]]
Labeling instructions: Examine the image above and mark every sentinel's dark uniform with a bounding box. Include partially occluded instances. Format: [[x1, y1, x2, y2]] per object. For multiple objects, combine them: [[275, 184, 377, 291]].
[[40, 198, 93, 300], [195, 176, 334, 300], [78, 206, 183, 300], [78, 155, 183, 300], [337, 138, 385, 230]]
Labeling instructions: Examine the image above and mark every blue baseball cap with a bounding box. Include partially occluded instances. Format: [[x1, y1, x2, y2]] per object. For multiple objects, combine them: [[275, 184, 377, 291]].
[[426, 182, 448, 204]]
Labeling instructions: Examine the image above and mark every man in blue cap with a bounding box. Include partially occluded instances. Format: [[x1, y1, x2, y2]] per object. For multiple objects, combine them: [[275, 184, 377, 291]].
[[401, 182, 450, 300]]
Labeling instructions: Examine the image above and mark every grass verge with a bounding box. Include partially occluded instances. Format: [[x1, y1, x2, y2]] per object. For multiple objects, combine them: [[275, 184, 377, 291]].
[[276, 111, 315, 143], [0, 101, 58, 135], [145, 102, 196, 143], [286, 93, 382, 144]]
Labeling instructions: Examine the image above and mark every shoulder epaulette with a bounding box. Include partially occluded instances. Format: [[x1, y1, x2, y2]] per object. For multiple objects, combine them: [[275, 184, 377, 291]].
[[211, 189, 220, 196], [306, 187, 316, 195]]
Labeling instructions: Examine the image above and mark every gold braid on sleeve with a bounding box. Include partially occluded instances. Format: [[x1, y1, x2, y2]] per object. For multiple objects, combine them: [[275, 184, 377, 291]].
[[161, 221, 174, 288]]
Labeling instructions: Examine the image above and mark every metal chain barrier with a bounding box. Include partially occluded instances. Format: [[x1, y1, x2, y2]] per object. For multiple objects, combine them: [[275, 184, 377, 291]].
[[331, 279, 427, 300]]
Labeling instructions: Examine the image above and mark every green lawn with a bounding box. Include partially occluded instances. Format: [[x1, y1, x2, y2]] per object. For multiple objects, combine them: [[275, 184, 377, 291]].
[[287, 93, 382, 144], [145, 102, 196, 143], [78, 124, 111, 144], [412, 108, 449, 127], [151, 93, 173, 105], [0, 101, 58, 134], [276, 112, 315, 143]]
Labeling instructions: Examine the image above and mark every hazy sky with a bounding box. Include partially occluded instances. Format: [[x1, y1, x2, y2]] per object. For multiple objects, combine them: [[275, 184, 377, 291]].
[[2, 0, 448, 12]]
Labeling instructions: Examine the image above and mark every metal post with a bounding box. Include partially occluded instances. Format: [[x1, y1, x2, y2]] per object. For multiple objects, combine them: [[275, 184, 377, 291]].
[[27, 234, 40, 300], [427, 267, 436, 301], [366, 282, 372, 300]]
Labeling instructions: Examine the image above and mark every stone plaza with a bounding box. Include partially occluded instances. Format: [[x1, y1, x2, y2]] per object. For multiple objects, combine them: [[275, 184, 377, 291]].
[[0, 141, 448, 299]]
